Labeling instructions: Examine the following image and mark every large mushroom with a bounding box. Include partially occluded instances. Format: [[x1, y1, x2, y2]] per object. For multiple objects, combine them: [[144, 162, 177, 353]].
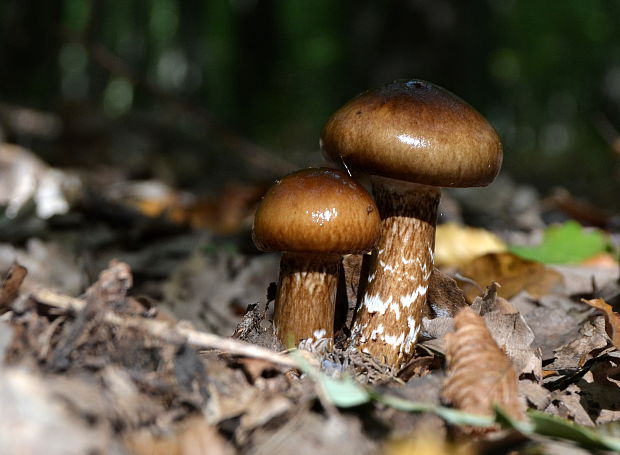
[[321, 79, 502, 368], [253, 168, 380, 347]]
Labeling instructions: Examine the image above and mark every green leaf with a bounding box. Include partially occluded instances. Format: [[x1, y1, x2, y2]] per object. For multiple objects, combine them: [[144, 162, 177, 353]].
[[497, 407, 620, 451], [319, 375, 370, 408], [375, 393, 495, 427], [493, 406, 533, 434], [293, 351, 620, 450], [528, 411, 620, 451], [509, 221, 610, 264], [291, 351, 371, 408]]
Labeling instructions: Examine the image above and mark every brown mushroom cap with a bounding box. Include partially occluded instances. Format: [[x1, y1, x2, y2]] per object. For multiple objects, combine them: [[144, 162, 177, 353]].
[[253, 168, 380, 254], [320, 79, 503, 188]]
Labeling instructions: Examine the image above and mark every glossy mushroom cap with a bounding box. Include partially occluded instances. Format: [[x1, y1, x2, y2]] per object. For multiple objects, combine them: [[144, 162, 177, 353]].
[[253, 168, 380, 254], [320, 79, 503, 188]]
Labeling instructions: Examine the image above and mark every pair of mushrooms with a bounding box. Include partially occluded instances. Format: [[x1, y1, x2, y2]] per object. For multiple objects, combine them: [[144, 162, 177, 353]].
[[253, 80, 502, 369]]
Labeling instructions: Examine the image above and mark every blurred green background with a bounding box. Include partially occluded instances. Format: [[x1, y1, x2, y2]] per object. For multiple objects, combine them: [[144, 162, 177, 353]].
[[2, 0, 620, 209]]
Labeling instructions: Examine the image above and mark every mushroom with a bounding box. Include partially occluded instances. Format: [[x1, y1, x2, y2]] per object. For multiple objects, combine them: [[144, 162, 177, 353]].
[[320, 79, 502, 368], [252, 168, 381, 347]]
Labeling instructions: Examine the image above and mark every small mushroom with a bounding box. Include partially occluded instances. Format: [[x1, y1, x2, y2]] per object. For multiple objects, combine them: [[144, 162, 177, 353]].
[[321, 79, 502, 367], [252, 168, 380, 346]]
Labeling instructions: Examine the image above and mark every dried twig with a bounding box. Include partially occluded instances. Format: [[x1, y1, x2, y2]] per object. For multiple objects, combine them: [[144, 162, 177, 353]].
[[31, 288, 298, 369]]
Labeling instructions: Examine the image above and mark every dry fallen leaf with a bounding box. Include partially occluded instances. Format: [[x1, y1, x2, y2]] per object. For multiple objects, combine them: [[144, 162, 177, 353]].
[[443, 307, 524, 423], [397, 355, 441, 382], [0, 263, 27, 312], [234, 357, 282, 383], [384, 429, 475, 455], [518, 379, 551, 411], [238, 394, 293, 439], [0, 369, 115, 454], [0, 239, 85, 296], [457, 252, 563, 302], [582, 298, 620, 350], [435, 222, 506, 268], [471, 284, 541, 377], [189, 183, 266, 233], [547, 316, 610, 371], [577, 354, 620, 424], [544, 385, 596, 426], [105, 180, 265, 233], [124, 416, 234, 455], [0, 143, 81, 218], [162, 251, 279, 336], [425, 268, 468, 318], [581, 252, 618, 267]]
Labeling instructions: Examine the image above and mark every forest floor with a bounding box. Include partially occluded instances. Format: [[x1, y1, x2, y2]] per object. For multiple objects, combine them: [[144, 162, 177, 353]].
[[2, 142, 620, 454]]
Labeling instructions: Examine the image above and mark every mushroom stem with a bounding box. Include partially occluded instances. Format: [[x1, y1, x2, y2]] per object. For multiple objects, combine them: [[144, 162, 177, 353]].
[[351, 176, 440, 368], [274, 252, 340, 346]]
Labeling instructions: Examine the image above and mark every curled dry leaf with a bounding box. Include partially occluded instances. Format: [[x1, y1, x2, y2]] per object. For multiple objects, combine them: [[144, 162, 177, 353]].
[[443, 307, 524, 422], [582, 298, 620, 350]]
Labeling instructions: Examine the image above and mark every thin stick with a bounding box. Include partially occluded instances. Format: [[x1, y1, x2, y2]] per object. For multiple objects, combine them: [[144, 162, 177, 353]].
[[31, 288, 298, 369]]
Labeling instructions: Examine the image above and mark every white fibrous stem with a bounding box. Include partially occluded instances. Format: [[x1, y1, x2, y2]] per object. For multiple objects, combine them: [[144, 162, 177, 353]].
[[351, 177, 440, 369], [273, 252, 340, 347]]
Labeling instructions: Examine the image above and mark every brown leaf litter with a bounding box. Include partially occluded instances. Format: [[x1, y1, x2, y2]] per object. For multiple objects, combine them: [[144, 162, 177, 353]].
[[2, 244, 620, 453], [1, 260, 384, 454], [125, 416, 234, 455]]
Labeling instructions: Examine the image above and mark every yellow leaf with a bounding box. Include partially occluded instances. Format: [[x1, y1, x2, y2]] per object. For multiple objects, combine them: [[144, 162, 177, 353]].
[[384, 430, 475, 455], [435, 223, 506, 268]]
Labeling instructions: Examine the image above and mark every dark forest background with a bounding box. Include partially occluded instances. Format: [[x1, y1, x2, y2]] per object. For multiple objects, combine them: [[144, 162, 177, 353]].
[[2, 0, 620, 209]]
